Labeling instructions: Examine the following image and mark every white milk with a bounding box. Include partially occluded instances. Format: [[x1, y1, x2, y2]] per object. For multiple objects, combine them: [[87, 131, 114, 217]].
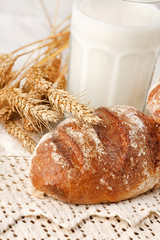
[[68, 0, 160, 110]]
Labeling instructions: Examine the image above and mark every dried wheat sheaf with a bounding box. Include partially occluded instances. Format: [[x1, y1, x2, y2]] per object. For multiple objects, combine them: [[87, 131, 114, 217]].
[[0, 10, 100, 153]]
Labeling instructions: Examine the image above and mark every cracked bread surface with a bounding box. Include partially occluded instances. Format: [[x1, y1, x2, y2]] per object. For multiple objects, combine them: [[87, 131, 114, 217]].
[[30, 106, 160, 204]]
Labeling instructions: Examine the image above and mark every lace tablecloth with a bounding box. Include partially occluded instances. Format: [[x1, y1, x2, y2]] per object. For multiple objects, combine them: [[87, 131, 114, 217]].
[[0, 155, 160, 240]]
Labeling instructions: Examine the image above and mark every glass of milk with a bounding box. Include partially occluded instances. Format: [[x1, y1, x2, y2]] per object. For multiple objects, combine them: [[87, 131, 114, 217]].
[[68, 0, 160, 111]]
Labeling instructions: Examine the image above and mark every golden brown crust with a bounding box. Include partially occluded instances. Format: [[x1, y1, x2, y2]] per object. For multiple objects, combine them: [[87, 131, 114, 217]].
[[147, 80, 160, 124], [29, 106, 160, 204]]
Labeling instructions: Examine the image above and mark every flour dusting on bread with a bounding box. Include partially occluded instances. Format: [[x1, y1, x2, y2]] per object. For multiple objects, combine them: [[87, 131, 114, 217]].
[[29, 106, 160, 204]]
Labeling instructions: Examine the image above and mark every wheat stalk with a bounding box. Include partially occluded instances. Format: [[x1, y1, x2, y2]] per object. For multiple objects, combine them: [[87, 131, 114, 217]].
[[52, 0, 61, 32], [11, 31, 70, 55], [5, 120, 36, 153], [16, 35, 68, 60], [36, 41, 69, 66], [39, 0, 53, 29], [55, 15, 71, 32]]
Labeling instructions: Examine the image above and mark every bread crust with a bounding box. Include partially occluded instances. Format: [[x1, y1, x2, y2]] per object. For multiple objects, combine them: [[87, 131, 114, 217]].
[[147, 80, 160, 124], [29, 106, 160, 204]]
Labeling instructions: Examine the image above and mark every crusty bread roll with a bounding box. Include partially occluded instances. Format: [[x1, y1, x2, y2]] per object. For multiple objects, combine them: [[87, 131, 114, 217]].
[[147, 80, 160, 124], [29, 106, 160, 204]]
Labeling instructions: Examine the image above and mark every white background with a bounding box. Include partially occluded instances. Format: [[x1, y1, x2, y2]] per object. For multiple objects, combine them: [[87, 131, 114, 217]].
[[0, 0, 73, 52]]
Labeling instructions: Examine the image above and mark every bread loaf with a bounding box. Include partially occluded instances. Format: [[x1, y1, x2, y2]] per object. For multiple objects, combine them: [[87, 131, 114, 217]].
[[147, 80, 160, 124], [29, 106, 160, 204]]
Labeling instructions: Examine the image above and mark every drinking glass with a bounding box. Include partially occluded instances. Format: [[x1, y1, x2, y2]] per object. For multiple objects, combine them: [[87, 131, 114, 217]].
[[68, 0, 160, 111]]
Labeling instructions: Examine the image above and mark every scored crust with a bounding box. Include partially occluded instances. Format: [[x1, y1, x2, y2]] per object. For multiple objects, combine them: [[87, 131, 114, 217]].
[[29, 106, 160, 204]]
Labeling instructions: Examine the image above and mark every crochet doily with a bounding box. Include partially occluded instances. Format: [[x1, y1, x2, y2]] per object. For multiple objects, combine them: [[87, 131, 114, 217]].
[[0, 155, 160, 236], [1, 213, 160, 240]]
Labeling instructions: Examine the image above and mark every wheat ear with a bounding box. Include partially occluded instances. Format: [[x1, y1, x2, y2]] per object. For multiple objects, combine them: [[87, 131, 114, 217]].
[[0, 88, 6, 104], [26, 67, 99, 124], [5, 120, 36, 153], [44, 58, 61, 83], [52, 75, 66, 90], [0, 106, 12, 123], [6, 88, 59, 127], [48, 89, 100, 124], [26, 60, 66, 91], [26, 67, 52, 94], [0, 55, 16, 88], [22, 118, 42, 133], [0, 54, 10, 64]]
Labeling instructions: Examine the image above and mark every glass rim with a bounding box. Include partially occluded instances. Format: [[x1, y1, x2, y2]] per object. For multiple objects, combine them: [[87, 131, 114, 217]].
[[75, 0, 160, 4], [74, 0, 160, 29], [121, 0, 160, 3]]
